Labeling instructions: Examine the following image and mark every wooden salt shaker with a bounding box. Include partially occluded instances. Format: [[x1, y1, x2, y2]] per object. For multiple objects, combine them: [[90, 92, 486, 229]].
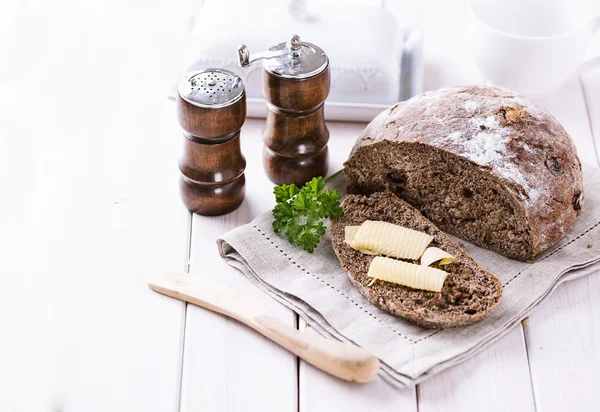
[[238, 35, 330, 186], [176, 69, 246, 216]]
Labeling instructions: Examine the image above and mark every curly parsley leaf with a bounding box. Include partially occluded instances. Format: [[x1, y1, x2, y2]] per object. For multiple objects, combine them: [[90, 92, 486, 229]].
[[318, 189, 343, 219], [273, 183, 300, 203], [271, 176, 343, 253]]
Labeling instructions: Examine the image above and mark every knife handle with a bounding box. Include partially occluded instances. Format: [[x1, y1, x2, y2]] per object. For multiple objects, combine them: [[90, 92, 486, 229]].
[[148, 273, 380, 383], [250, 314, 380, 383]]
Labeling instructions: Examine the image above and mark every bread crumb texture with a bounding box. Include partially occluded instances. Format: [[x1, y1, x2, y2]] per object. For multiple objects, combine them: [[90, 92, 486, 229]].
[[331, 192, 503, 328], [345, 85, 584, 261]]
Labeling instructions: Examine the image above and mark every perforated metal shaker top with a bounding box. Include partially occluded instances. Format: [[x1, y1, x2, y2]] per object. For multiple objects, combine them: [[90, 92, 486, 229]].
[[265, 40, 328, 79], [178, 68, 244, 108]]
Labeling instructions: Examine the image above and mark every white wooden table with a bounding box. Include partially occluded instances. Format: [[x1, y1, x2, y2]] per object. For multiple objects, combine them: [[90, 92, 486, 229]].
[[2, 0, 600, 411]]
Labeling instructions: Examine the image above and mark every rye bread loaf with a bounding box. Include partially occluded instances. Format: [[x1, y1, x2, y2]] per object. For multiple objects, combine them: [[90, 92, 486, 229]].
[[344, 85, 584, 261], [330, 192, 502, 328]]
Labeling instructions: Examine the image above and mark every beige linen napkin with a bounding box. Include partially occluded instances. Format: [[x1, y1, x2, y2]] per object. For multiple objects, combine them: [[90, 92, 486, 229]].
[[217, 167, 600, 387]]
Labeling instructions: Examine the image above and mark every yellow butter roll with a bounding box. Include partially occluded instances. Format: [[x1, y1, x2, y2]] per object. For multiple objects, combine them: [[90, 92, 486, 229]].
[[421, 247, 455, 267], [350, 220, 433, 260], [344, 226, 361, 244], [344, 226, 376, 255], [367, 256, 448, 292]]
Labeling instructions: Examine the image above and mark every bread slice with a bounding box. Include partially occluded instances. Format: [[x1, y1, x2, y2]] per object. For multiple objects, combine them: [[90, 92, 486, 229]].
[[330, 192, 502, 328]]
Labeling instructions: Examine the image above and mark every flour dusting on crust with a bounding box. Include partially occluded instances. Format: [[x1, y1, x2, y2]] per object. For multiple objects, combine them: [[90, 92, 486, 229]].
[[432, 114, 542, 203], [348, 84, 584, 256], [464, 100, 478, 112], [381, 87, 560, 205]]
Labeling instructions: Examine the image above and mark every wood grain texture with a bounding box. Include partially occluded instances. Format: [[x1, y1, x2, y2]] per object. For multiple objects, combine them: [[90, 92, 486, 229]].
[[522, 66, 600, 411], [415, 5, 600, 410], [263, 144, 329, 186], [149, 273, 379, 383], [298, 121, 420, 411], [418, 327, 536, 412], [299, 320, 418, 412], [400, 2, 538, 411], [3, 0, 600, 410], [176, 89, 247, 215], [254, 315, 379, 383], [176, 92, 246, 140], [179, 134, 246, 215], [262, 67, 331, 186], [0, 1, 192, 409], [524, 273, 600, 412], [180, 119, 298, 412]]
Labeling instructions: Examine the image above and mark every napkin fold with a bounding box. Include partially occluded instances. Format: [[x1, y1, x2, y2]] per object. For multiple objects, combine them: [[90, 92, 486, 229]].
[[217, 167, 600, 387]]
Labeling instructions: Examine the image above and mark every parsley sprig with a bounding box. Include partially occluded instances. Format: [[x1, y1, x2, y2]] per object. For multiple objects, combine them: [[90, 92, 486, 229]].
[[272, 176, 343, 253]]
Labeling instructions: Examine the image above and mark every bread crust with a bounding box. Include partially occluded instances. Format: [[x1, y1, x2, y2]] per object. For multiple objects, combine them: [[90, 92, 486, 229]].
[[345, 85, 583, 260], [331, 192, 502, 328]]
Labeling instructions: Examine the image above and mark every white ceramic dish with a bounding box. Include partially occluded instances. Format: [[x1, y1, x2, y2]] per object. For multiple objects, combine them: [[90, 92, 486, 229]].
[[169, 3, 424, 121]]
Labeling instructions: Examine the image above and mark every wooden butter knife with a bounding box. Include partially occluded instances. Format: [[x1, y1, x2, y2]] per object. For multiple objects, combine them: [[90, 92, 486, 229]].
[[147, 272, 380, 383]]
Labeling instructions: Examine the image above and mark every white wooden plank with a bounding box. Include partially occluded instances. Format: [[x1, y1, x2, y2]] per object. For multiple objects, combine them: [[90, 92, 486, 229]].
[[298, 122, 418, 411], [299, 319, 418, 412], [397, 1, 537, 409], [0, 0, 192, 409], [180, 119, 297, 412], [416, 4, 599, 410], [523, 63, 600, 411], [524, 272, 600, 412], [417, 74, 600, 412], [418, 327, 536, 412], [303, 117, 536, 411], [524, 66, 600, 411]]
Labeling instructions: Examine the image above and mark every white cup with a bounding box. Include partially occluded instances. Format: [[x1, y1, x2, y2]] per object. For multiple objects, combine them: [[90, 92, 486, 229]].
[[467, 0, 600, 97]]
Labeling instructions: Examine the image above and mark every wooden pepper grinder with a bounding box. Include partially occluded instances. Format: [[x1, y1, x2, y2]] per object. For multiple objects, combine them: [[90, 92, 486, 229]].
[[238, 35, 330, 186], [176, 68, 246, 216]]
